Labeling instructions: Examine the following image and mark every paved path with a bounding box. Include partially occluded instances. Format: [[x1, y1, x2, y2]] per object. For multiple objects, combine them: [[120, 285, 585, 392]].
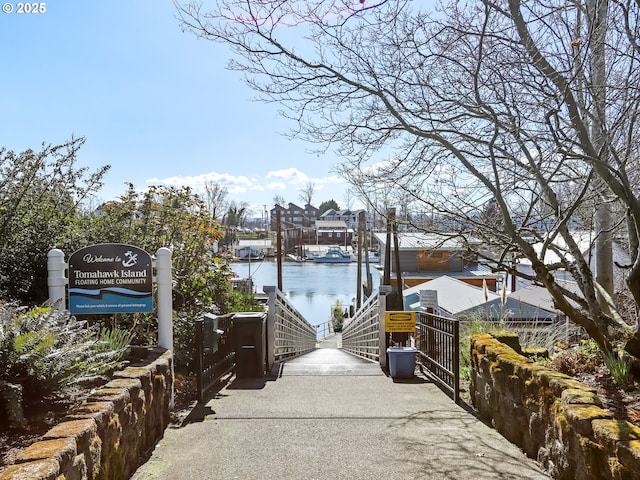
[[131, 335, 550, 480]]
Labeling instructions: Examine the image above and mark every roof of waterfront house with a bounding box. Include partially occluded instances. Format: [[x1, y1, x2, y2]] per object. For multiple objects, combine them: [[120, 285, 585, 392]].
[[457, 296, 557, 322], [373, 232, 481, 250], [403, 275, 500, 315], [399, 263, 498, 281], [509, 280, 583, 311]]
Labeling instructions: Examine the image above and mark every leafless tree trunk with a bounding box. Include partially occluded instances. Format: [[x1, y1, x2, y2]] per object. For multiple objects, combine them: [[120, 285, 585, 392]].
[[298, 181, 316, 206], [203, 180, 228, 221]]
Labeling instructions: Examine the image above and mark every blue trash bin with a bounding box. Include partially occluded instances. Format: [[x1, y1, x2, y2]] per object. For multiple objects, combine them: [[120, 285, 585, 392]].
[[387, 347, 417, 378]]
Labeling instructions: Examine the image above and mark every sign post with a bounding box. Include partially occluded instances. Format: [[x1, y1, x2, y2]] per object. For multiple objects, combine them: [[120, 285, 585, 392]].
[[156, 247, 173, 353], [47, 249, 67, 311]]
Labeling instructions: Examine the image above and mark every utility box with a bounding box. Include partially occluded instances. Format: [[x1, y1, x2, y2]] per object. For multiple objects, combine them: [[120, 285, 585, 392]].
[[387, 347, 417, 379], [202, 313, 225, 355], [233, 312, 267, 378]]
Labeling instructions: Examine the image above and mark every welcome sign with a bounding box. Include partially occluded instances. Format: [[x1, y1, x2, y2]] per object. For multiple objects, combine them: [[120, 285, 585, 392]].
[[68, 244, 153, 314]]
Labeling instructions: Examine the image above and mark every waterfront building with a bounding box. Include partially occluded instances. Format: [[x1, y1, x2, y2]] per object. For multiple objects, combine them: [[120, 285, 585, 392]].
[[374, 232, 499, 290]]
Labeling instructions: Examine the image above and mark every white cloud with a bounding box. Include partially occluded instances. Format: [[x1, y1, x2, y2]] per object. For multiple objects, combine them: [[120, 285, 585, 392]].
[[146, 172, 255, 193], [266, 167, 309, 184], [266, 181, 287, 191]]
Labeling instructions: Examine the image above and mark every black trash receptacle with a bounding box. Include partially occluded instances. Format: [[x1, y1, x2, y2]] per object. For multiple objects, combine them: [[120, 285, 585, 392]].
[[233, 312, 267, 378]]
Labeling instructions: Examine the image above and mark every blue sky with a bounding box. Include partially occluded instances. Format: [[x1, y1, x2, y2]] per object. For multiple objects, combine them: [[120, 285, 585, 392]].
[[1, 1, 359, 217]]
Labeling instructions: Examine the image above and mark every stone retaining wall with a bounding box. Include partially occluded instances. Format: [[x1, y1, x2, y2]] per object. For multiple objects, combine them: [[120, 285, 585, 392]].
[[0, 347, 172, 480], [470, 333, 640, 479]]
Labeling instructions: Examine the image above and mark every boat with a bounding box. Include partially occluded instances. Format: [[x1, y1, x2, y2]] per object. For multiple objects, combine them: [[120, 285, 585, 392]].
[[313, 246, 352, 263], [233, 246, 265, 261], [233, 252, 265, 261]]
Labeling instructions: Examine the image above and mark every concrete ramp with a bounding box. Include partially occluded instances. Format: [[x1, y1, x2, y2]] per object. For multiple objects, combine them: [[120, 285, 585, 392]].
[[132, 355, 550, 480], [131, 333, 550, 480]]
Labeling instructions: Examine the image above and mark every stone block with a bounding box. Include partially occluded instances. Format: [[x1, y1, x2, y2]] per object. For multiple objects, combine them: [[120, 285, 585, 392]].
[[88, 387, 131, 412], [617, 439, 640, 470], [561, 388, 603, 407], [490, 331, 522, 353], [593, 419, 640, 450], [0, 459, 60, 480], [104, 378, 142, 400], [564, 404, 611, 436], [65, 401, 115, 430], [16, 437, 76, 472], [43, 419, 97, 453], [114, 366, 153, 396]]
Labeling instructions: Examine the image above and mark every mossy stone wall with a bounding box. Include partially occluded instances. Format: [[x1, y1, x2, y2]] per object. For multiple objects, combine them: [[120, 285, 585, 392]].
[[0, 348, 172, 480], [470, 333, 640, 480]]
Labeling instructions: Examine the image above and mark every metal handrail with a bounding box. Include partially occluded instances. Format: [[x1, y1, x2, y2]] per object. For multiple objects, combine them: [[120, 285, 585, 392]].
[[313, 320, 333, 340], [195, 313, 235, 402], [341, 292, 380, 362], [269, 287, 317, 361], [415, 312, 460, 403]]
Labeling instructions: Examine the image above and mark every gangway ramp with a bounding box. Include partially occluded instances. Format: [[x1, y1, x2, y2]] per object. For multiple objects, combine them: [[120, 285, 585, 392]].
[[272, 334, 382, 376]]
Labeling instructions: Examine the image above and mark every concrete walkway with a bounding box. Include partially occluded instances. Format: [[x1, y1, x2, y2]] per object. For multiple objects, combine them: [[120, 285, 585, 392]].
[[131, 335, 550, 480]]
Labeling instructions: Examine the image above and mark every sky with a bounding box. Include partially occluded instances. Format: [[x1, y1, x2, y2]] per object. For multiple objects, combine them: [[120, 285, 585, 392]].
[[1, 1, 361, 218]]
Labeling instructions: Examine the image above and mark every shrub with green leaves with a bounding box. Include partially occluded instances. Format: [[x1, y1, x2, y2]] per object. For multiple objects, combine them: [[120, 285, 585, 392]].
[[0, 303, 131, 398], [0, 138, 109, 305]]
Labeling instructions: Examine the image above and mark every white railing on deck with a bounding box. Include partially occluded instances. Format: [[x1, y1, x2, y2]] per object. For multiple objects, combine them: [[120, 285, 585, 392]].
[[314, 320, 333, 340], [341, 291, 381, 362], [264, 286, 317, 366]]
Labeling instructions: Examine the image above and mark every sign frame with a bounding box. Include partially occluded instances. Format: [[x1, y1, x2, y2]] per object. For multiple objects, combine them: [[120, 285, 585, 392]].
[[420, 289, 439, 310], [385, 311, 417, 333], [68, 243, 153, 315]]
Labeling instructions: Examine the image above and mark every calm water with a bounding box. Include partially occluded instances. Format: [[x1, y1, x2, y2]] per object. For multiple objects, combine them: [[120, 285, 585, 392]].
[[231, 260, 380, 326]]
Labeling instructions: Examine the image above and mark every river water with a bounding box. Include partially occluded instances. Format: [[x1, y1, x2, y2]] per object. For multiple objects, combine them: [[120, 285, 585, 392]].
[[231, 260, 381, 326]]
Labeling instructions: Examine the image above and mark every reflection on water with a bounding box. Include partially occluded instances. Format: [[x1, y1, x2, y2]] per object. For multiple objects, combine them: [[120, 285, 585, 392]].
[[231, 260, 380, 326]]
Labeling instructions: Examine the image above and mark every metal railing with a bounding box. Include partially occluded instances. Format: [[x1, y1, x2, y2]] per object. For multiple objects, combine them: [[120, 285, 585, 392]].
[[195, 313, 235, 402], [265, 286, 317, 362], [415, 312, 460, 403], [314, 320, 333, 340], [341, 292, 381, 362]]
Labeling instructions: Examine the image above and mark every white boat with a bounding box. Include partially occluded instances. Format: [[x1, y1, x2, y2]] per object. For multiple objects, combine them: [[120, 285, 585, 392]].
[[314, 246, 352, 263]]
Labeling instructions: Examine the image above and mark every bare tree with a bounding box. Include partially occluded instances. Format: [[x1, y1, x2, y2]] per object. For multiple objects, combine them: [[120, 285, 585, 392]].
[[175, 1, 640, 358], [343, 188, 354, 210], [203, 180, 228, 221], [298, 181, 316, 206], [273, 194, 286, 207]]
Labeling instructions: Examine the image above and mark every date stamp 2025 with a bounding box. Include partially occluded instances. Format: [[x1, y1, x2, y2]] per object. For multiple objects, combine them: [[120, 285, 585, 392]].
[[2, 2, 47, 14]]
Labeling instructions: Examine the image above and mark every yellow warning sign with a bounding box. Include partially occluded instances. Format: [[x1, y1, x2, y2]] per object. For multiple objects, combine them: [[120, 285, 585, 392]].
[[385, 311, 417, 333]]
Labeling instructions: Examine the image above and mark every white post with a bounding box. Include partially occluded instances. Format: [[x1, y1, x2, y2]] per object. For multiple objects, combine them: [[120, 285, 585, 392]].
[[264, 285, 277, 371], [378, 285, 392, 369], [47, 249, 67, 310], [156, 247, 173, 352], [156, 247, 174, 408]]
